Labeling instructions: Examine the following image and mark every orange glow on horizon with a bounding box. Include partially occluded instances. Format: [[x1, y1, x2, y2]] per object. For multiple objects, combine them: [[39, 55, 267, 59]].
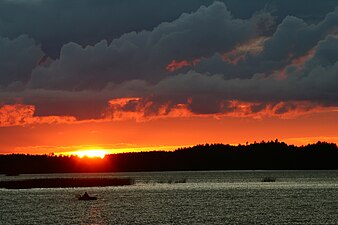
[[55, 145, 186, 156], [1, 109, 337, 155], [70, 149, 108, 158]]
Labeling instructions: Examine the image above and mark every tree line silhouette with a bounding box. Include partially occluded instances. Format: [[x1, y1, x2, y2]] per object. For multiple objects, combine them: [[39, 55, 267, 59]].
[[0, 140, 337, 174]]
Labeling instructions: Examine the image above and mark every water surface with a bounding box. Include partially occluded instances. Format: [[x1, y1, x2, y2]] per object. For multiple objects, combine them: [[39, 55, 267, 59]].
[[0, 170, 337, 224]]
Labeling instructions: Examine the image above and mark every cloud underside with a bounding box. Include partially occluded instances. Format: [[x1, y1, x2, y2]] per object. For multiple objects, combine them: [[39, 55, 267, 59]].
[[0, 1, 337, 127]]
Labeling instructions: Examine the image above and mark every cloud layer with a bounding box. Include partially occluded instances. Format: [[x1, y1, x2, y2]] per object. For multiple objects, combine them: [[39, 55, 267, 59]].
[[0, 1, 337, 126]]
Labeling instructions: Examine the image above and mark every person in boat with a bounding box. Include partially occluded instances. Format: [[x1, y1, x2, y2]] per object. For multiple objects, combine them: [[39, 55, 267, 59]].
[[78, 192, 97, 200]]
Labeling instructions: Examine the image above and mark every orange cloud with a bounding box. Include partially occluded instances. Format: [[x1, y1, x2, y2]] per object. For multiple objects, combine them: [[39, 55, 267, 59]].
[[165, 37, 267, 71], [222, 50, 246, 65], [166, 58, 201, 72], [222, 37, 267, 64], [291, 48, 316, 68], [1, 99, 336, 128], [104, 98, 192, 121], [275, 48, 316, 80], [218, 100, 337, 119], [0, 104, 76, 127], [166, 59, 191, 72], [235, 37, 267, 54], [104, 98, 335, 122], [166, 38, 267, 71]]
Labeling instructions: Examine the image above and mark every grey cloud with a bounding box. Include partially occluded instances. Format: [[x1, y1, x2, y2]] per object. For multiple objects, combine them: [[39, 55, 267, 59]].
[[0, 89, 110, 120], [260, 10, 338, 61], [0, 0, 218, 58], [1, 0, 336, 58], [155, 36, 338, 105], [28, 2, 267, 90], [0, 35, 43, 87], [4, 35, 338, 119], [1, 1, 337, 121], [2, 58, 337, 120], [194, 10, 338, 79]]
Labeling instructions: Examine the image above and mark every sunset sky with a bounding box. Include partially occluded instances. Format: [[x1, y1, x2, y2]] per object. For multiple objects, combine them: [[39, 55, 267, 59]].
[[0, 0, 337, 155]]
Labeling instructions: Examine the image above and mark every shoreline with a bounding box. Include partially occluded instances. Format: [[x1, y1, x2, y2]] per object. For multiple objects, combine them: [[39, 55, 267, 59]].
[[0, 178, 134, 189]]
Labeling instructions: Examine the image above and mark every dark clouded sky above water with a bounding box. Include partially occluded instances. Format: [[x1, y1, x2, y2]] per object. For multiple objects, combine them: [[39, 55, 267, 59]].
[[0, 0, 337, 154]]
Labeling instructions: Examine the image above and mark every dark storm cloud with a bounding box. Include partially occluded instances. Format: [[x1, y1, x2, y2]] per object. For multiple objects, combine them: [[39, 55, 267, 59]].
[[0, 0, 217, 58], [28, 2, 269, 90], [152, 35, 338, 105], [4, 33, 337, 119], [0, 35, 42, 87], [0, 0, 337, 122], [0, 0, 336, 58], [0, 88, 111, 120], [194, 10, 338, 78]]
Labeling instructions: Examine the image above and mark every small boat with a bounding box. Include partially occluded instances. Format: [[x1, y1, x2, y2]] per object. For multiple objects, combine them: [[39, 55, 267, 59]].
[[78, 196, 97, 200], [77, 192, 97, 200]]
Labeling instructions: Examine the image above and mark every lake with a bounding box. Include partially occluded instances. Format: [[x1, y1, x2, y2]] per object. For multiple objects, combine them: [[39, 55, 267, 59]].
[[0, 170, 337, 224]]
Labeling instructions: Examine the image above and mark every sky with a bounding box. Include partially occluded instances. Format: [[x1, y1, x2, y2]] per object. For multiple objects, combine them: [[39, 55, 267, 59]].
[[0, 0, 337, 154]]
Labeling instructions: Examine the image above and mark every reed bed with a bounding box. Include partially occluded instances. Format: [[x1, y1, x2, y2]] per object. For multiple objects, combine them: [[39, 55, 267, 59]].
[[0, 178, 134, 189]]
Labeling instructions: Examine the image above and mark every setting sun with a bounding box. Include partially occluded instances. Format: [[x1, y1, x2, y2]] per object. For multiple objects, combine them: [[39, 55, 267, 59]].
[[73, 149, 108, 159]]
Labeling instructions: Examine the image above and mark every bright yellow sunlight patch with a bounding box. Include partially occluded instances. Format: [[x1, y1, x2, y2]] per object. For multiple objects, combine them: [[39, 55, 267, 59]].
[[73, 149, 108, 158]]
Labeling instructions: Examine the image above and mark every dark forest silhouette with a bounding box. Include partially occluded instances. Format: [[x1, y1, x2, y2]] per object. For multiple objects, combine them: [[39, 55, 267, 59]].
[[0, 140, 337, 174]]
